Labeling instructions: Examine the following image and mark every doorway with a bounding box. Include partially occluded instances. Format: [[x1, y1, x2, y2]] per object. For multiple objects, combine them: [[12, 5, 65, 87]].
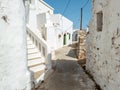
[[63, 34, 66, 45]]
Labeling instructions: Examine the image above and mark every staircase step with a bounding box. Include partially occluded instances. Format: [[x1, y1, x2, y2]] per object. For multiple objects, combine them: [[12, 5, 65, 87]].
[[27, 37, 30, 40], [29, 64, 45, 72], [27, 48, 39, 54], [29, 63, 45, 68], [28, 58, 45, 67], [27, 35, 46, 83], [34, 70, 45, 80], [27, 44, 36, 49], [28, 52, 41, 60], [27, 40, 33, 45]]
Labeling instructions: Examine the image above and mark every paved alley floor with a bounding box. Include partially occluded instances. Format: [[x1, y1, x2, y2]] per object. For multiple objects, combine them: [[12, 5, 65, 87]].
[[37, 43, 95, 90]]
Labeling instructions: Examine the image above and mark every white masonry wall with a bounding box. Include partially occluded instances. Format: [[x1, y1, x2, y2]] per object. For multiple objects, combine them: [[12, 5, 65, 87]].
[[28, 0, 54, 30], [50, 14, 73, 49], [86, 0, 120, 90], [72, 30, 78, 41], [0, 0, 32, 90], [37, 0, 54, 14]]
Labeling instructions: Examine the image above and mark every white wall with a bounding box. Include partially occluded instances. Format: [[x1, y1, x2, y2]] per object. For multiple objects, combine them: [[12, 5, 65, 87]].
[[28, 8, 37, 29], [37, 0, 54, 14], [50, 14, 73, 49], [46, 26, 56, 50], [28, 0, 54, 30], [86, 0, 120, 90], [28, 0, 73, 51], [0, 0, 32, 90], [72, 30, 78, 41]]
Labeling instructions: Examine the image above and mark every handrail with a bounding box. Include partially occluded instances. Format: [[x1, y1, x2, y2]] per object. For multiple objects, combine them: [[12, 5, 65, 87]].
[[26, 24, 52, 70], [26, 24, 50, 58]]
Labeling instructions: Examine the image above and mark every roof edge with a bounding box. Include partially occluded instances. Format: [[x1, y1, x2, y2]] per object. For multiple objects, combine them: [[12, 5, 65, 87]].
[[39, 0, 54, 10]]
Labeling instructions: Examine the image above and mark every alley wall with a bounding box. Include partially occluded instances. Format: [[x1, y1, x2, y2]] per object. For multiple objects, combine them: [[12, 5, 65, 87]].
[[86, 0, 120, 90]]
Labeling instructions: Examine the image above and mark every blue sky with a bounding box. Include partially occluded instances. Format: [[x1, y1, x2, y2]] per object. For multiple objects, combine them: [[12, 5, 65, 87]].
[[44, 0, 92, 29]]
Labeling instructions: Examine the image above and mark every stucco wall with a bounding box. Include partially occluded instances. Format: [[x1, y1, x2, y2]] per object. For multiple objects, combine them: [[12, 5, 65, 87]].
[[0, 0, 32, 90], [86, 0, 120, 90], [28, 0, 54, 30], [37, 0, 54, 14], [28, 0, 73, 51], [72, 30, 78, 41], [50, 14, 73, 48]]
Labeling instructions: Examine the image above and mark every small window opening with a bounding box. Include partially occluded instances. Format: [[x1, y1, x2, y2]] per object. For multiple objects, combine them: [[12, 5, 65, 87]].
[[69, 34, 71, 40], [97, 11, 103, 31]]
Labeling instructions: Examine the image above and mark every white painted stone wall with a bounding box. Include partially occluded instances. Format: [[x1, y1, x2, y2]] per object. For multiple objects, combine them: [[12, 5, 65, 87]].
[[28, 0, 54, 30], [0, 0, 32, 90], [27, 0, 54, 75], [86, 0, 120, 90], [28, 0, 73, 51], [37, 0, 54, 14], [50, 14, 73, 49], [37, 13, 73, 50], [72, 29, 78, 41]]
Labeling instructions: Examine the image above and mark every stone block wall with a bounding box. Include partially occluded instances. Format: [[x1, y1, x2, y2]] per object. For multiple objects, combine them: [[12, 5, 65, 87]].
[[86, 0, 120, 90], [77, 30, 86, 60]]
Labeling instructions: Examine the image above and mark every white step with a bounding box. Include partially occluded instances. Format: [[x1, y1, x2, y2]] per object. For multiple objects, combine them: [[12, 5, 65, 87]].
[[29, 64, 45, 72], [35, 73, 45, 87], [27, 40, 33, 45], [27, 44, 35, 49], [27, 37, 30, 40], [28, 48, 39, 54], [28, 58, 45, 67], [28, 52, 41, 60]]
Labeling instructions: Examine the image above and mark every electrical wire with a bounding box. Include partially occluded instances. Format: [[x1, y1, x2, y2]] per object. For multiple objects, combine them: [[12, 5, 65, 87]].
[[62, 0, 72, 15], [82, 0, 90, 8], [61, 0, 89, 29]]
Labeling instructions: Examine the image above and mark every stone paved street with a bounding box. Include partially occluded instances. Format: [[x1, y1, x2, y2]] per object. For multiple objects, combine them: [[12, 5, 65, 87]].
[[37, 43, 95, 90]]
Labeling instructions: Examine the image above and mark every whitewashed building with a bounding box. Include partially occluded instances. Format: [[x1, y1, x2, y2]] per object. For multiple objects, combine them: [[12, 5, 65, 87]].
[[50, 14, 73, 49], [28, 0, 73, 50], [26, 0, 73, 87], [0, 0, 73, 89], [86, 0, 120, 90], [72, 29, 78, 41], [26, 0, 54, 87]]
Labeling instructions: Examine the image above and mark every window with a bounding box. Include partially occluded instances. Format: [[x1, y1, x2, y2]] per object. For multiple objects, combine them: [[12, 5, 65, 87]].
[[69, 34, 71, 40], [97, 11, 103, 31]]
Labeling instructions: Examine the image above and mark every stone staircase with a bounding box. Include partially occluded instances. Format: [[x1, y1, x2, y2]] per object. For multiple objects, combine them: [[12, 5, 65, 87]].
[[27, 36, 46, 86]]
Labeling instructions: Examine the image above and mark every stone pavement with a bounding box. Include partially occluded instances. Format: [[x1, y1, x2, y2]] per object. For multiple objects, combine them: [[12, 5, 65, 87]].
[[36, 43, 96, 90]]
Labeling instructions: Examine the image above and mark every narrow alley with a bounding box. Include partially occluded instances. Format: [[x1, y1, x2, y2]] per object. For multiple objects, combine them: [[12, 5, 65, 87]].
[[37, 43, 95, 90]]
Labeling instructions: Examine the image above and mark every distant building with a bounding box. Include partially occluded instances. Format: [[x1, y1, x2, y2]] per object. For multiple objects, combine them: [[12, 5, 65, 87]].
[[30, 0, 73, 50], [27, 0, 73, 87], [50, 14, 73, 49], [72, 29, 78, 41], [86, 0, 120, 90]]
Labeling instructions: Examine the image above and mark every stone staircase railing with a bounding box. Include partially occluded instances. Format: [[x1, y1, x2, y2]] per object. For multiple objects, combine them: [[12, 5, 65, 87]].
[[26, 25, 52, 86], [27, 25, 48, 58]]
